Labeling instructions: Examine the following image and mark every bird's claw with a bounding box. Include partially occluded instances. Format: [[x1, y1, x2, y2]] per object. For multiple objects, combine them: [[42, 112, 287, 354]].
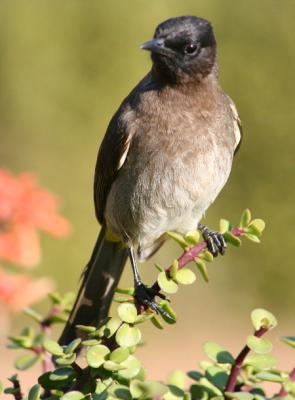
[[200, 226, 227, 257], [134, 283, 169, 317]]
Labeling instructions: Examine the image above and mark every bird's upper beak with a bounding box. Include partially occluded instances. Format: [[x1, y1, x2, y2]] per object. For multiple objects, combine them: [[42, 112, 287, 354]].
[[140, 38, 170, 56]]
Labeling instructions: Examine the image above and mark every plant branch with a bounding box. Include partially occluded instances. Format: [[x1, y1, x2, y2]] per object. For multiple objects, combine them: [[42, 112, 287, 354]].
[[151, 227, 244, 292], [225, 325, 268, 393]]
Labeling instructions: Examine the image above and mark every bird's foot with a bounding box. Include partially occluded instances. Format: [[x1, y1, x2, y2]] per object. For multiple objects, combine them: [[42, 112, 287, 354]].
[[198, 224, 227, 257], [134, 282, 168, 316]]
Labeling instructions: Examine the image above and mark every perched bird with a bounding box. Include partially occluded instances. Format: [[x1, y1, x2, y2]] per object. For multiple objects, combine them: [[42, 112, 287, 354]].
[[59, 15, 242, 345]]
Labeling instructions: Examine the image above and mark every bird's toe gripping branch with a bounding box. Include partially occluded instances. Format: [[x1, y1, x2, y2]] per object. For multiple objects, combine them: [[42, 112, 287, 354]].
[[134, 282, 168, 316], [198, 223, 227, 256]]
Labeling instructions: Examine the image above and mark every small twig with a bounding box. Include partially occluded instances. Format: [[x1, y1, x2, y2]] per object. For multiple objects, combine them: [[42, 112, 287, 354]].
[[151, 227, 244, 292], [225, 326, 268, 393], [278, 367, 295, 397], [39, 306, 60, 373], [9, 376, 23, 400]]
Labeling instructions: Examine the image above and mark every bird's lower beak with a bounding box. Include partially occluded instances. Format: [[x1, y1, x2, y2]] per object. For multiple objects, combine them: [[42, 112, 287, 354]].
[[140, 38, 166, 54]]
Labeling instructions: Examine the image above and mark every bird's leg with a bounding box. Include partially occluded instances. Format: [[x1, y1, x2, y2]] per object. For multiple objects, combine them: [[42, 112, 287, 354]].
[[128, 246, 166, 314], [198, 223, 227, 257]]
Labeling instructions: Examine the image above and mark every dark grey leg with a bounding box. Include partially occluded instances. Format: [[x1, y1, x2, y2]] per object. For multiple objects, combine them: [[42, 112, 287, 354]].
[[198, 223, 227, 257]]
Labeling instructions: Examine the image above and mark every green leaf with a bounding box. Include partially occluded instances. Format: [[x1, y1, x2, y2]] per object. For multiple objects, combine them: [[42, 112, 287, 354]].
[[194, 259, 209, 282], [86, 344, 110, 368], [246, 335, 273, 354], [61, 391, 85, 400], [43, 340, 64, 356], [103, 361, 126, 371], [167, 231, 188, 248], [81, 339, 101, 346], [116, 323, 141, 347], [24, 308, 43, 322], [28, 384, 42, 400], [109, 347, 130, 363], [117, 355, 142, 379], [15, 354, 41, 370], [170, 260, 179, 280], [49, 367, 76, 382], [205, 366, 228, 390], [223, 231, 241, 247], [219, 219, 230, 234], [281, 336, 295, 349], [249, 219, 265, 234], [0, 381, 3, 394], [244, 354, 277, 370], [255, 371, 283, 383], [185, 230, 200, 245], [150, 315, 164, 330], [116, 287, 134, 295], [244, 233, 260, 243], [225, 392, 254, 400], [160, 301, 177, 324], [187, 370, 203, 381], [55, 353, 76, 366], [65, 338, 82, 354], [240, 209, 252, 228], [8, 335, 32, 349], [103, 318, 122, 338], [118, 303, 138, 324], [158, 271, 179, 294], [167, 369, 186, 390], [203, 342, 235, 364], [198, 250, 214, 262], [76, 324, 96, 333], [175, 268, 196, 285], [108, 384, 132, 400], [251, 309, 277, 330], [130, 380, 168, 398]]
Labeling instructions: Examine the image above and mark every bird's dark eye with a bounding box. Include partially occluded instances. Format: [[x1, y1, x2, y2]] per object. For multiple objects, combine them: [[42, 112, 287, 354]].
[[184, 43, 199, 55]]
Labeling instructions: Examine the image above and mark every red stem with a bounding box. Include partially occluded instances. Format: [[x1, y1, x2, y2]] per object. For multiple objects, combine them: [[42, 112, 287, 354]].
[[225, 326, 268, 393], [152, 227, 244, 292], [278, 367, 295, 397]]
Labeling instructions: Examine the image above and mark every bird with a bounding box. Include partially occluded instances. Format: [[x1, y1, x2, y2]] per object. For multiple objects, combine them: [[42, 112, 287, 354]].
[[59, 15, 242, 345]]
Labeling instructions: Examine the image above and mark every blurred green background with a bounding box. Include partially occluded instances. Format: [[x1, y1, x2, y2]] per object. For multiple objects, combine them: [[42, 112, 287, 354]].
[[1, 0, 294, 381]]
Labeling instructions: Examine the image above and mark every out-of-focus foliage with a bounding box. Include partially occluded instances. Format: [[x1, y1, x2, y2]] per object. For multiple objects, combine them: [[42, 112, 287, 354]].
[[0, 1, 294, 318]]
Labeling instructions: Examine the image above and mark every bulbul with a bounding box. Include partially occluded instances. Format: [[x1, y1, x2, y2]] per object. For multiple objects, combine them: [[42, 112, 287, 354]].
[[59, 16, 242, 345]]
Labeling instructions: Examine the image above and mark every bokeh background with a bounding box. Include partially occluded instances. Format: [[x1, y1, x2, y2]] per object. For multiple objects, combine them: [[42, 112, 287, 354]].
[[1, 0, 294, 387]]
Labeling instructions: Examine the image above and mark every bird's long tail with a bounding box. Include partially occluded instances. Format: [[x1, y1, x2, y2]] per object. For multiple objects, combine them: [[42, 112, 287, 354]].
[[59, 225, 128, 345]]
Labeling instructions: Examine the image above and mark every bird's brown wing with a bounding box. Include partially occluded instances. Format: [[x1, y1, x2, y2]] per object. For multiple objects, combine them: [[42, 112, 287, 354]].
[[227, 95, 243, 155], [94, 106, 132, 224]]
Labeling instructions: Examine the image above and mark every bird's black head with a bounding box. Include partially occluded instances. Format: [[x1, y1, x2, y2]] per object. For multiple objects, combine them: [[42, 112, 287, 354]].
[[141, 16, 217, 84]]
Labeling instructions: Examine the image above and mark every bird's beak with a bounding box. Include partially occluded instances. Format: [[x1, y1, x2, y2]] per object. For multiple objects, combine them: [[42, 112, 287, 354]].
[[140, 38, 166, 54]]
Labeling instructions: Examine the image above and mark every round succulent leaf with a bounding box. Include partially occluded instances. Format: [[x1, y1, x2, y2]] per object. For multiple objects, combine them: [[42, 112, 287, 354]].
[[130, 380, 168, 399], [244, 354, 277, 370], [205, 366, 228, 390], [244, 233, 260, 243], [158, 271, 179, 294], [43, 340, 64, 356], [28, 384, 41, 400], [199, 250, 214, 262], [118, 303, 138, 324], [246, 335, 273, 354], [194, 259, 209, 282], [251, 309, 277, 330], [86, 344, 110, 368], [49, 367, 76, 382], [167, 369, 186, 389], [60, 391, 85, 400], [219, 219, 230, 233], [108, 384, 132, 400], [65, 338, 81, 354], [281, 336, 295, 348], [187, 370, 203, 381], [249, 219, 265, 233], [103, 318, 122, 338], [203, 342, 235, 364], [117, 355, 142, 379], [240, 209, 252, 228], [81, 339, 101, 346], [159, 301, 177, 324], [15, 353, 41, 370], [175, 268, 196, 285], [185, 230, 200, 245], [103, 361, 126, 371], [116, 323, 141, 347], [225, 392, 254, 400], [75, 325, 96, 333], [24, 308, 43, 323], [55, 353, 76, 366], [167, 231, 188, 248], [223, 231, 241, 247], [255, 371, 283, 383], [109, 347, 130, 363]]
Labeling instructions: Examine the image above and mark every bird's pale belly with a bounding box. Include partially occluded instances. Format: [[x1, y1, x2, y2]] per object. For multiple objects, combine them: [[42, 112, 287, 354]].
[[105, 139, 233, 255]]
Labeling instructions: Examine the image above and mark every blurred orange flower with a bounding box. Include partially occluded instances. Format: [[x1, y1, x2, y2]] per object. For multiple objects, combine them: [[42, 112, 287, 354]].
[[0, 169, 71, 267], [0, 266, 54, 312]]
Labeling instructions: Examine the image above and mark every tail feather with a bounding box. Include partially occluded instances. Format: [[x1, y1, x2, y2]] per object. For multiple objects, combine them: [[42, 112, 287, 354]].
[[59, 225, 128, 345]]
